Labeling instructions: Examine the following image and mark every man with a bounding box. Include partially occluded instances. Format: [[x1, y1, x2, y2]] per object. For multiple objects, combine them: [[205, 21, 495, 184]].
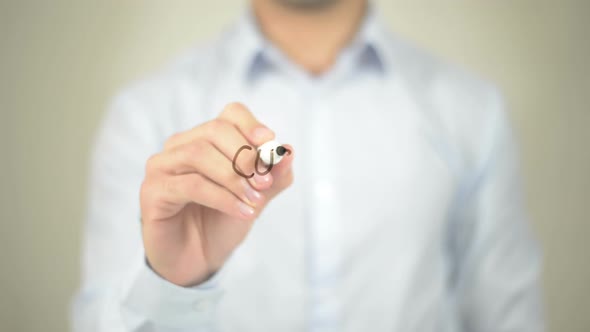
[[71, 0, 544, 331]]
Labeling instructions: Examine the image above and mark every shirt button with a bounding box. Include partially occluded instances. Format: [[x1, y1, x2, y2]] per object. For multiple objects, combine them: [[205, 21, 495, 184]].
[[192, 298, 213, 312]]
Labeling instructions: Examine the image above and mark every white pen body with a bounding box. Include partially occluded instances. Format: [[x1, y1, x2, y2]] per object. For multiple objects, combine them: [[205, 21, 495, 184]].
[[258, 140, 285, 165]]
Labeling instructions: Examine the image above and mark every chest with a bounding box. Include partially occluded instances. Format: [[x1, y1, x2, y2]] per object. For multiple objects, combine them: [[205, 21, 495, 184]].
[[175, 74, 459, 330]]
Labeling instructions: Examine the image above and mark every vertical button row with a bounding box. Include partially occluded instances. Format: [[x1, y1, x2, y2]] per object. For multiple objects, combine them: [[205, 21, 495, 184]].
[[306, 93, 342, 332]]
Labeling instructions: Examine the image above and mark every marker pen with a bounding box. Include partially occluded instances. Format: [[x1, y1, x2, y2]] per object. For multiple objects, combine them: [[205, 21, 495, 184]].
[[258, 140, 289, 165]]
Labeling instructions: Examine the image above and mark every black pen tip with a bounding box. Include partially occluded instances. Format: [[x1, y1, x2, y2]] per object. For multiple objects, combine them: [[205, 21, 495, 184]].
[[276, 146, 287, 156]]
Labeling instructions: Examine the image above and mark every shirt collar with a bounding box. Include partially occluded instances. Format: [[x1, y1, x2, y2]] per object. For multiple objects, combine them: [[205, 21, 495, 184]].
[[347, 6, 390, 74], [225, 4, 390, 82]]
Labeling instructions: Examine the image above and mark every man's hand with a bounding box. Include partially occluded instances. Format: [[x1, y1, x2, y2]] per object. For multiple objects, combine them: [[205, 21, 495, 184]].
[[140, 103, 294, 287]]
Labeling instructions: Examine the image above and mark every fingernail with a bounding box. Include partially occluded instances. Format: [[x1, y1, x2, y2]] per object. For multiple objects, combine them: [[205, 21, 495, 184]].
[[243, 180, 264, 205], [238, 201, 255, 217], [253, 173, 272, 185], [252, 127, 274, 142]]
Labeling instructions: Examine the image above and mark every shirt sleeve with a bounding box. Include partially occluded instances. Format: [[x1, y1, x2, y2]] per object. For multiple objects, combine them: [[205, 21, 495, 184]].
[[121, 257, 224, 329], [450, 91, 545, 331], [70, 90, 222, 332]]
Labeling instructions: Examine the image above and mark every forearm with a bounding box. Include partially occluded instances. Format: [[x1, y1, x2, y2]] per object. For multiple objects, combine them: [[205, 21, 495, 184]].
[[72, 255, 222, 332]]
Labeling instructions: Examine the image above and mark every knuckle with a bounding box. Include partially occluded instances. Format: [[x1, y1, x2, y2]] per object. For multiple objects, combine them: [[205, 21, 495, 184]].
[[207, 118, 230, 135], [177, 141, 207, 165], [207, 118, 222, 131], [162, 177, 176, 195], [145, 153, 160, 173], [222, 101, 247, 116], [140, 179, 159, 203], [190, 140, 210, 159], [164, 132, 183, 150], [171, 148, 190, 167]]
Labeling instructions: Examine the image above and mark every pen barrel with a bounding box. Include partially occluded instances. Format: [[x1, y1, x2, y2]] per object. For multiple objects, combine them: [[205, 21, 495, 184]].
[[258, 140, 284, 165]]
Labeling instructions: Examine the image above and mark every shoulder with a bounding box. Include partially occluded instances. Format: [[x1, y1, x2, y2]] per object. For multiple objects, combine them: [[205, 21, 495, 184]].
[[104, 28, 236, 138], [382, 32, 509, 172], [113, 37, 224, 110]]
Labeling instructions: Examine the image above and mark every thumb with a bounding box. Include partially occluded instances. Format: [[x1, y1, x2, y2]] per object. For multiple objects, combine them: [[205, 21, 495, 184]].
[[266, 144, 294, 200]]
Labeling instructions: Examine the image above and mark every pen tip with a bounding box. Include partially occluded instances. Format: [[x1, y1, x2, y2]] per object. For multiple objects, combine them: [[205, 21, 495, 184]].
[[276, 146, 287, 156]]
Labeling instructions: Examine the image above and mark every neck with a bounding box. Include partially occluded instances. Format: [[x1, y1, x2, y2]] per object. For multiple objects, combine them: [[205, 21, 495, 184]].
[[252, 0, 367, 75]]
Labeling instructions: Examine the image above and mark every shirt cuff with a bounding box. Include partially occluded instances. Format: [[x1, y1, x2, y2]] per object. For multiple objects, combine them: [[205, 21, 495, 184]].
[[121, 257, 224, 328]]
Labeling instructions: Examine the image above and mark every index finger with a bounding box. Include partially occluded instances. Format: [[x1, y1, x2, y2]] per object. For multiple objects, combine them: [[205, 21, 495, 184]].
[[218, 102, 275, 146]]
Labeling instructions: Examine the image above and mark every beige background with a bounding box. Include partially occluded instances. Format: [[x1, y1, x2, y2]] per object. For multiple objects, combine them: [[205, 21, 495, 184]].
[[1, 1, 589, 331]]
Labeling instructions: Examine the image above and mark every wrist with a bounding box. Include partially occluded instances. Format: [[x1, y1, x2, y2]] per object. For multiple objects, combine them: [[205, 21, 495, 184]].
[[145, 256, 212, 287]]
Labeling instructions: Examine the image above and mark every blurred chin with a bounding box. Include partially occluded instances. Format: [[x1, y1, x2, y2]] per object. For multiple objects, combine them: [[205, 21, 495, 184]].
[[274, 0, 339, 10]]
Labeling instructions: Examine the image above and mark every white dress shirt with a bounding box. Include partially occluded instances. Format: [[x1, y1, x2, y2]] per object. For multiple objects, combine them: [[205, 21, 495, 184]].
[[71, 8, 544, 332]]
